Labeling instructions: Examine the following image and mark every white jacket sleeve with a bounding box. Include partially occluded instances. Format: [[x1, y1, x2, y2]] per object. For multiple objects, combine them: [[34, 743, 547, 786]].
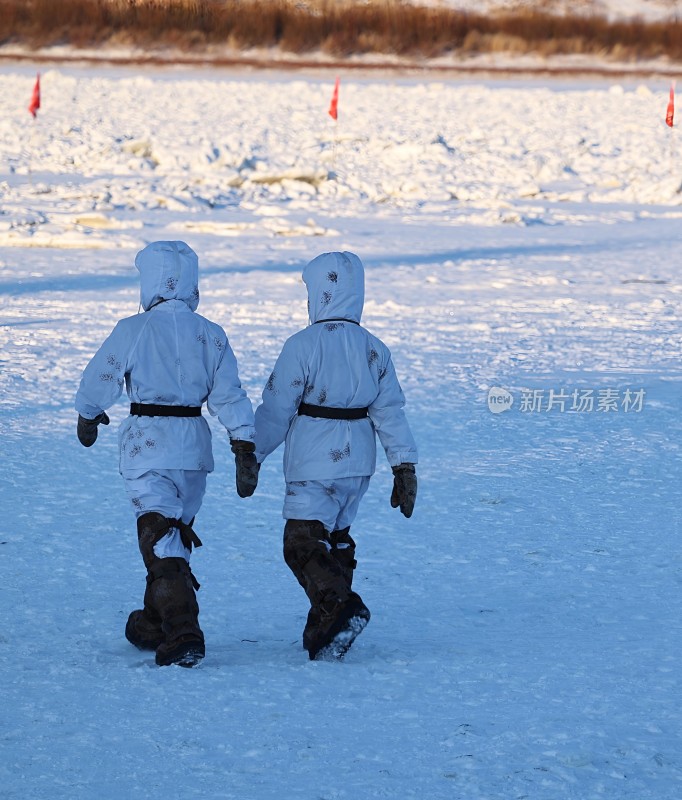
[[206, 337, 256, 442], [254, 337, 306, 463], [369, 355, 418, 467], [74, 322, 128, 419]]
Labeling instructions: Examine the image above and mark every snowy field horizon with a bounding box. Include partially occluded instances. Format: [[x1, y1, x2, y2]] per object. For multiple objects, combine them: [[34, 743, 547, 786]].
[[2, 63, 682, 798], [428, 0, 680, 21]]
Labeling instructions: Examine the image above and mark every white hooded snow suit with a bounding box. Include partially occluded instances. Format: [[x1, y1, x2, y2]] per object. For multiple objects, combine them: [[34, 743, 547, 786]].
[[75, 241, 255, 558], [254, 251, 417, 531]]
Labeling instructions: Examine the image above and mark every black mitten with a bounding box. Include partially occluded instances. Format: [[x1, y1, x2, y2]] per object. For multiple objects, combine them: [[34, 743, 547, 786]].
[[390, 463, 417, 518], [230, 440, 259, 498], [77, 412, 110, 448]]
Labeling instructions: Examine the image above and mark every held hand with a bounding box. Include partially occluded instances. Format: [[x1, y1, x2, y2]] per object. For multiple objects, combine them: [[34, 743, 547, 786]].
[[77, 412, 110, 448], [230, 440, 259, 498], [390, 463, 417, 518]]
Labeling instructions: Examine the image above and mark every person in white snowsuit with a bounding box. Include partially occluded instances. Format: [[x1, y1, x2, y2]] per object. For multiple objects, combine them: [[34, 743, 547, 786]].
[[255, 251, 418, 660], [75, 241, 257, 667]]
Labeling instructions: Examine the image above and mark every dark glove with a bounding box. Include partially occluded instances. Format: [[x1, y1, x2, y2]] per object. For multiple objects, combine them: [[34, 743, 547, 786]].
[[230, 440, 259, 498], [77, 412, 110, 448], [390, 463, 417, 518]]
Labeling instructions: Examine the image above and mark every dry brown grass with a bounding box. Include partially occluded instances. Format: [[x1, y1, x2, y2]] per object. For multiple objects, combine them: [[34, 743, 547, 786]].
[[1, 0, 681, 61]]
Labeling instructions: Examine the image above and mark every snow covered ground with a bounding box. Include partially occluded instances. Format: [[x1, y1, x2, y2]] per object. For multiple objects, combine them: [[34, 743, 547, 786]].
[[2, 64, 682, 799]]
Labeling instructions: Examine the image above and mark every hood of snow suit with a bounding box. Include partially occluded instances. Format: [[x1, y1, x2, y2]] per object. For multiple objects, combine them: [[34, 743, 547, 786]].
[[303, 251, 364, 325], [135, 241, 200, 312]]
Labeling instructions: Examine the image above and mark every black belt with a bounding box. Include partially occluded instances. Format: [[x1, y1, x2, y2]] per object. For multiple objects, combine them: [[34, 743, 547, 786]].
[[298, 402, 368, 420], [130, 403, 202, 417]]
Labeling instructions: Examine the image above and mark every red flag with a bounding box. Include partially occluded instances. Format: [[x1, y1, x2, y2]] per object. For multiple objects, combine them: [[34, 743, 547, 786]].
[[28, 73, 40, 118], [666, 82, 674, 128], [328, 77, 339, 121]]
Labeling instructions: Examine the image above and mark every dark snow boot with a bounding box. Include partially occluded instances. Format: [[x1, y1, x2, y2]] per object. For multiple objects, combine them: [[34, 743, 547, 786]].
[[302, 608, 320, 653], [125, 609, 164, 651], [302, 526, 357, 652], [284, 519, 369, 659], [132, 512, 205, 667], [307, 592, 371, 662], [125, 580, 164, 651], [148, 557, 205, 667]]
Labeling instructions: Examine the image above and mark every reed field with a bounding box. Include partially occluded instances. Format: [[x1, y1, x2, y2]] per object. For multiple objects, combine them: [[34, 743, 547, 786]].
[[1, 0, 681, 61]]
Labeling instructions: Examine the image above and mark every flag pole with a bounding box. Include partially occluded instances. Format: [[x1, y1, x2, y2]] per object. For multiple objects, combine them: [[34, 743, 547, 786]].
[[328, 76, 340, 178], [666, 79, 675, 165], [27, 72, 41, 186]]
